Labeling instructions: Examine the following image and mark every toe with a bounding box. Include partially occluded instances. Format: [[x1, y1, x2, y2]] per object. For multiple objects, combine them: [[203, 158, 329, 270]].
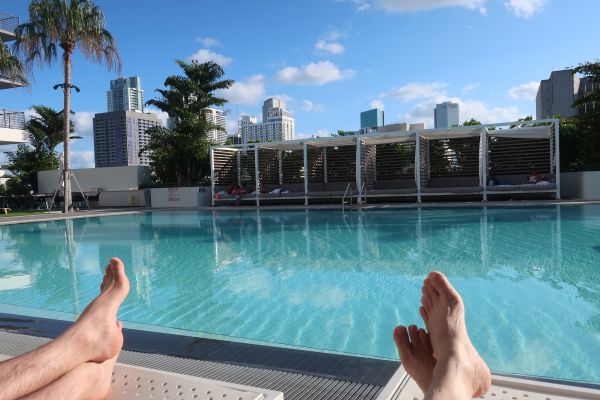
[[408, 325, 420, 346], [417, 328, 432, 352], [419, 306, 431, 332], [428, 271, 458, 300], [393, 326, 413, 360], [421, 293, 431, 313]]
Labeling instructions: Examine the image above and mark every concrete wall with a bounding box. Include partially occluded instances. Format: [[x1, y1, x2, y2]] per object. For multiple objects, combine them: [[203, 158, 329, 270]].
[[150, 187, 211, 208], [98, 190, 149, 207], [561, 171, 600, 200], [37, 166, 151, 194]]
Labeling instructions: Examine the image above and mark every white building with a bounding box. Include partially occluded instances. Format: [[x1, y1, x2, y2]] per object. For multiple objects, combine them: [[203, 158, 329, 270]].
[[107, 76, 144, 112], [240, 98, 295, 143], [204, 108, 227, 145], [434, 102, 460, 128]]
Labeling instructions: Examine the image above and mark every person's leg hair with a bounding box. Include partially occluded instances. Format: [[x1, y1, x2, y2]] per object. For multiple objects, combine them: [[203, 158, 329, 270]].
[[18, 355, 118, 400]]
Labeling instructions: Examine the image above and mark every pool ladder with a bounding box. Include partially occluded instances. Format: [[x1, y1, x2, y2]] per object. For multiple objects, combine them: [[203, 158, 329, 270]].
[[342, 183, 367, 212]]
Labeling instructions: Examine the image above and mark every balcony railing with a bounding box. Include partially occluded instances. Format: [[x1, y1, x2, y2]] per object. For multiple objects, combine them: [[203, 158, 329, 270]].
[[0, 110, 25, 130], [0, 12, 19, 33]]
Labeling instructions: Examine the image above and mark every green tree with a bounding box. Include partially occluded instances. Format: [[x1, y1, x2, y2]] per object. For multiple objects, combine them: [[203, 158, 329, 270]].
[[462, 118, 482, 126], [0, 41, 27, 86], [143, 60, 233, 186], [2, 105, 73, 194], [560, 60, 600, 171], [15, 0, 121, 212]]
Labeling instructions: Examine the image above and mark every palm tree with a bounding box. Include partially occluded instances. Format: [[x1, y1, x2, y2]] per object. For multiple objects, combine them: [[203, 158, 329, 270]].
[[0, 41, 28, 85], [14, 0, 121, 213], [27, 105, 72, 153]]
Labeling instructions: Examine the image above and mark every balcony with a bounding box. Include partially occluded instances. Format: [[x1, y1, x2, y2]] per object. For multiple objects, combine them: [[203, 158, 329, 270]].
[[0, 12, 18, 42], [0, 110, 28, 145]]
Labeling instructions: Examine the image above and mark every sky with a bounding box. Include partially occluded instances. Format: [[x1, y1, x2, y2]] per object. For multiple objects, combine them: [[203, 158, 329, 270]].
[[1, 0, 599, 168]]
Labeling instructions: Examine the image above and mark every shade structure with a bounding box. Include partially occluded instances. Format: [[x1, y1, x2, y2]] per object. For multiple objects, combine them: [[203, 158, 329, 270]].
[[210, 119, 560, 206]]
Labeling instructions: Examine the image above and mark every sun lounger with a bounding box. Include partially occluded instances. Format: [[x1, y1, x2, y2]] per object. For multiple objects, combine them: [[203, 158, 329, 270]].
[[376, 366, 600, 400], [0, 354, 284, 400]]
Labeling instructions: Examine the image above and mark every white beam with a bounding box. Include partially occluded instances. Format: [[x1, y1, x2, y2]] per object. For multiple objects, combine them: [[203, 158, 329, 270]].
[[415, 135, 421, 203], [254, 146, 260, 207], [555, 121, 561, 200], [210, 147, 215, 207], [303, 142, 309, 205]]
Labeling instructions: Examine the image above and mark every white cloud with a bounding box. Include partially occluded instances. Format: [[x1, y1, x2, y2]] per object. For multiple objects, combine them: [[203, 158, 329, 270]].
[[71, 111, 94, 137], [275, 61, 356, 86], [379, 82, 447, 102], [315, 128, 331, 137], [315, 40, 345, 55], [302, 100, 325, 112], [505, 0, 547, 19], [370, 99, 385, 110], [462, 83, 480, 93], [70, 151, 95, 169], [341, 0, 486, 13], [188, 48, 233, 66], [508, 81, 540, 100], [403, 96, 521, 127], [270, 94, 293, 103], [195, 37, 221, 47], [218, 74, 266, 106], [144, 107, 169, 126]]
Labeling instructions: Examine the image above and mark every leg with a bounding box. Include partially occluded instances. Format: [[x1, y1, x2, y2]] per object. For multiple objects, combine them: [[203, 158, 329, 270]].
[[421, 272, 491, 400], [19, 354, 118, 400], [0, 258, 130, 400]]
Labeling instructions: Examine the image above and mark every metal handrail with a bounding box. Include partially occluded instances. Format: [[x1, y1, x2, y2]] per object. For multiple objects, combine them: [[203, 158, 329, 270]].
[[0, 12, 19, 33], [342, 182, 352, 212], [357, 183, 367, 207], [0, 109, 25, 130]]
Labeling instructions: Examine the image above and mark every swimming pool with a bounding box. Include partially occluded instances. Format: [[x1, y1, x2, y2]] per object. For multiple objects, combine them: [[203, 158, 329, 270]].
[[0, 206, 599, 383]]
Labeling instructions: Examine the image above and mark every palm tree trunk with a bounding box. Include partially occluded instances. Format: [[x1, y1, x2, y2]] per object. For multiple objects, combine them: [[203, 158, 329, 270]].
[[63, 48, 73, 213]]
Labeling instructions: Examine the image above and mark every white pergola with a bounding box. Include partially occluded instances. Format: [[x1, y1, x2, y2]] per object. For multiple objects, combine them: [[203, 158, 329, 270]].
[[210, 119, 560, 206]]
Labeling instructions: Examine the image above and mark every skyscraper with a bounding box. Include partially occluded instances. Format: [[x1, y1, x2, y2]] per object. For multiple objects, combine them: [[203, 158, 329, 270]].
[[360, 108, 384, 129], [93, 111, 161, 167], [204, 108, 227, 144], [240, 98, 295, 143], [536, 69, 597, 119], [107, 76, 144, 112], [434, 102, 460, 128]]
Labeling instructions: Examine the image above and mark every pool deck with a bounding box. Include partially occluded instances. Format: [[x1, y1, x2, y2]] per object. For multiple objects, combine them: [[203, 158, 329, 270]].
[[0, 199, 599, 225]]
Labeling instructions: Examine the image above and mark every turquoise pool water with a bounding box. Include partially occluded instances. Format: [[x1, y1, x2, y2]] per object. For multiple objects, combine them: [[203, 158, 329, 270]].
[[0, 206, 599, 383]]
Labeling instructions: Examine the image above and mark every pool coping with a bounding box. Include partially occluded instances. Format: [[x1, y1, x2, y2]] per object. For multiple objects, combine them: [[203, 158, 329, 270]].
[[1, 199, 599, 225], [0, 312, 398, 387]]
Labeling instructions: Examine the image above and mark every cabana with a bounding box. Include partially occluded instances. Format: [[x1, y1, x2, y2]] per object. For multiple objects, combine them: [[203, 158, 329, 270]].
[[418, 127, 485, 199], [209, 118, 560, 206], [484, 122, 559, 199]]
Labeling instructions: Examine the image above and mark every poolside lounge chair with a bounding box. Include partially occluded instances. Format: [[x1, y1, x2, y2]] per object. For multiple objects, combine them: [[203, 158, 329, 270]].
[[376, 366, 600, 400], [0, 354, 284, 400]]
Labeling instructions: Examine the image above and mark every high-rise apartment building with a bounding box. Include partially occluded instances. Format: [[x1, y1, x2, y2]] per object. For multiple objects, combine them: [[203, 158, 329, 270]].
[[360, 108, 384, 129], [240, 98, 295, 143], [204, 108, 227, 144], [434, 102, 460, 128], [0, 11, 28, 148], [536, 69, 597, 119], [93, 110, 161, 167], [107, 76, 144, 112]]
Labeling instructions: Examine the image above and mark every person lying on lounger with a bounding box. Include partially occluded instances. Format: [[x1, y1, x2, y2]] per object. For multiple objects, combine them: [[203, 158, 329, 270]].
[[393, 271, 492, 399]]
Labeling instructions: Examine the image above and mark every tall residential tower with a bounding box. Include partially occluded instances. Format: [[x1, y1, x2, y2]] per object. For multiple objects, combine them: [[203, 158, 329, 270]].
[[107, 76, 144, 112], [204, 108, 227, 145], [240, 98, 295, 143], [536, 69, 598, 119], [93, 111, 161, 167]]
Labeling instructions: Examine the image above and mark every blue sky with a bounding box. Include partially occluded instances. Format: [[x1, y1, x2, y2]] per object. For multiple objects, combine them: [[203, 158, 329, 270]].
[[2, 0, 599, 168]]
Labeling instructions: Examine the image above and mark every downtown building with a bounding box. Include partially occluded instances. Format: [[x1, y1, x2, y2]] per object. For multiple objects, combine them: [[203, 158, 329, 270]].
[[204, 108, 227, 144], [240, 98, 295, 143], [536, 69, 598, 119], [94, 77, 161, 167], [434, 101, 460, 128], [107, 76, 144, 112]]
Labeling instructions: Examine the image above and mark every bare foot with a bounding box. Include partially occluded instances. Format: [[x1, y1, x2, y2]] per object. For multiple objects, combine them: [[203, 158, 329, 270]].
[[67, 258, 130, 362], [393, 325, 436, 392], [421, 272, 491, 397]]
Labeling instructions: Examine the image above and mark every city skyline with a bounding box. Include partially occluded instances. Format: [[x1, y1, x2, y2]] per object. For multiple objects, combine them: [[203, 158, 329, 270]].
[[1, 0, 599, 168]]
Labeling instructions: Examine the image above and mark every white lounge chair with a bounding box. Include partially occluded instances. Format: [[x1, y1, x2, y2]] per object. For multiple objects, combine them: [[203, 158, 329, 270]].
[[376, 366, 600, 400]]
